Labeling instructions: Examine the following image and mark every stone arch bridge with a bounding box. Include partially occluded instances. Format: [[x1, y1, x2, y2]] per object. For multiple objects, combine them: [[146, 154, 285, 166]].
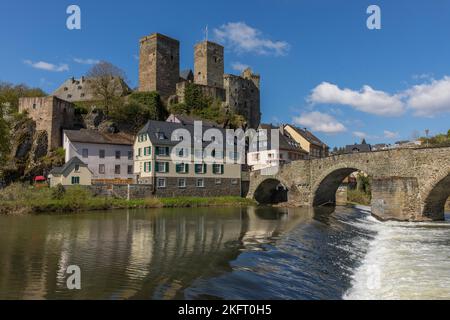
[[247, 147, 450, 222]]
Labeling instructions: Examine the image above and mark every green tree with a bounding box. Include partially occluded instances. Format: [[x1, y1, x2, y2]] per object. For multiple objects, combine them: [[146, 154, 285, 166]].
[[0, 106, 10, 165], [86, 61, 128, 115], [184, 83, 211, 110], [0, 82, 46, 114]]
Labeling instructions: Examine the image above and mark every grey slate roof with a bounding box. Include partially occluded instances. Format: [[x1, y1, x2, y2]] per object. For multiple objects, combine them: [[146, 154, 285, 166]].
[[179, 70, 194, 81], [64, 129, 134, 146], [49, 157, 87, 176], [138, 120, 233, 148], [345, 143, 372, 153]]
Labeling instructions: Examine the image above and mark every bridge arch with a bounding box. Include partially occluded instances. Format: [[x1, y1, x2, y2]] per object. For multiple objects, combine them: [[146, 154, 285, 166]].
[[422, 172, 450, 220], [311, 163, 371, 207], [253, 177, 289, 204]]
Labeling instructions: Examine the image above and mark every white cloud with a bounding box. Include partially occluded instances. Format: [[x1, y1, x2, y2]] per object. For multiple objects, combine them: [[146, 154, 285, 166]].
[[293, 111, 347, 134], [353, 131, 367, 139], [383, 130, 399, 139], [405, 76, 450, 117], [74, 58, 100, 65], [214, 22, 290, 56], [24, 60, 69, 72], [309, 82, 405, 117], [231, 62, 250, 72]]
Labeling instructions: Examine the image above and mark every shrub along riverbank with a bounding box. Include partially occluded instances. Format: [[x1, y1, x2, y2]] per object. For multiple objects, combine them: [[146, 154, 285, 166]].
[[0, 183, 256, 215]]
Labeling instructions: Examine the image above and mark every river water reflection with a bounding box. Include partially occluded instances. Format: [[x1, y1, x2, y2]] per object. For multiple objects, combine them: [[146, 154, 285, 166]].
[[0, 206, 449, 300]]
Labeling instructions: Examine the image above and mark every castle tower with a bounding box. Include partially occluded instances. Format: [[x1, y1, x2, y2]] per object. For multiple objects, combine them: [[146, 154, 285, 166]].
[[139, 33, 180, 97], [242, 67, 260, 89], [194, 41, 224, 88]]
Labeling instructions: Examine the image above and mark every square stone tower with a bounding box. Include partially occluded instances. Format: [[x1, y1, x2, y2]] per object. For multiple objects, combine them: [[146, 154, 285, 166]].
[[139, 33, 180, 97], [194, 41, 224, 88]]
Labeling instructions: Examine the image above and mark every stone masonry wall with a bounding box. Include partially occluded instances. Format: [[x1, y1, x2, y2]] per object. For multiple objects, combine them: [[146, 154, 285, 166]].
[[139, 33, 180, 97], [91, 177, 241, 199], [223, 74, 260, 129], [194, 41, 224, 88], [18, 96, 75, 150]]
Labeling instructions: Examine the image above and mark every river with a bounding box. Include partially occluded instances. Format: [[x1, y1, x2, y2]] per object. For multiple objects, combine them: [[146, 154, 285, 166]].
[[0, 205, 449, 300]]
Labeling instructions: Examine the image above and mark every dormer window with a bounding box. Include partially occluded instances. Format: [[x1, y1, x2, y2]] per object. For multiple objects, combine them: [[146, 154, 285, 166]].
[[156, 132, 166, 140]]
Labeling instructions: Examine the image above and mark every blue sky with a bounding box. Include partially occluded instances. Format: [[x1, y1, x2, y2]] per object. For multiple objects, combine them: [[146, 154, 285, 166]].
[[1, 0, 450, 148]]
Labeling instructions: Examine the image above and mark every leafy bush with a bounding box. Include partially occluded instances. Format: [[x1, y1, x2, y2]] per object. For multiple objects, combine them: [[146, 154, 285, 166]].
[[51, 184, 66, 200]]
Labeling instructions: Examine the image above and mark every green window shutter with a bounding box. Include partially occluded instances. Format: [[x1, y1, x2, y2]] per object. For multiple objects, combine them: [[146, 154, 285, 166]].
[[155, 146, 159, 155], [165, 162, 169, 172], [149, 146, 152, 155], [176, 164, 180, 173], [144, 147, 147, 156], [221, 165, 224, 174], [138, 148, 141, 156], [185, 163, 189, 173], [203, 163, 207, 174], [166, 147, 170, 155], [149, 162, 151, 172]]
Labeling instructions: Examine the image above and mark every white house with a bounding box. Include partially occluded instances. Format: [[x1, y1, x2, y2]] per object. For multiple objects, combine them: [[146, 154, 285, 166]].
[[48, 156, 92, 187], [63, 129, 135, 184], [247, 124, 307, 171]]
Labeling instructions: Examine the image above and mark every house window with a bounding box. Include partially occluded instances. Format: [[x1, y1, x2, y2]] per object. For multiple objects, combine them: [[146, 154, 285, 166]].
[[144, 146, 151, 156], [212, 164, 224, 175], [195, 163, 206, 174], [127, 165, 133, 174], [74, 164, 80, 172], [157, 178, 166, 188], [99, 164, 105, 174], [138, 148, 141, 157], [196, 179, 204, 188], [155, 162, 169, 173], [176, 148, 186, 157], [128, 151, 133, 160], [71, 176, 80, 185], [115, 165, 121, 174], [178, 178, 186, 188], [80, 93, 85, 98], [115, 151, 121, 159], [156, 132, 166, 140], [143, 162, 152, 173], [99, 149, 105, 159], [176, 163, 188, 173], [82, 149, 88, 158], [156, 146, 169, 156]]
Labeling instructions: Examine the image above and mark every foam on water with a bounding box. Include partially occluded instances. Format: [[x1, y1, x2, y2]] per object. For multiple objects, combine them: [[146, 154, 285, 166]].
[[344, 212, 450, 300]]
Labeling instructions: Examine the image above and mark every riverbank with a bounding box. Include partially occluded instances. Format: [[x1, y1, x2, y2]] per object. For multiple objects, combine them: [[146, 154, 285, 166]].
[[0, 184, 256, 215]]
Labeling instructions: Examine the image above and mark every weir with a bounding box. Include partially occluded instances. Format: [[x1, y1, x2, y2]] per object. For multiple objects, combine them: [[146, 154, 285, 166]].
[[247, 146, 450, 222]]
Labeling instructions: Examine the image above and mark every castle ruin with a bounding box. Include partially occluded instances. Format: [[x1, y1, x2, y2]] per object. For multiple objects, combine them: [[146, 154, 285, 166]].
[[138, 32, 261, 128], [18, 96, 75, 151]]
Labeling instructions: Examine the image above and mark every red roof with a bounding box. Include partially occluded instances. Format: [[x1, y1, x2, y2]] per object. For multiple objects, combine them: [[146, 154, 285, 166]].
[[34, 176, 46, 181]]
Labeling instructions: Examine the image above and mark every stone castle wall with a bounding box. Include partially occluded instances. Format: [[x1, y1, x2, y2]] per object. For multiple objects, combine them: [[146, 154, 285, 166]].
[[139, 33, 180, 97], [194, 41, 224, 88], [223, 74, 261, 128], [18, 96, 75, 150]]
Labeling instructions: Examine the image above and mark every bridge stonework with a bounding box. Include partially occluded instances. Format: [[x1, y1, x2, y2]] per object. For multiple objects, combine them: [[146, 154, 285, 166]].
[[247, 147, 450, 222]]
